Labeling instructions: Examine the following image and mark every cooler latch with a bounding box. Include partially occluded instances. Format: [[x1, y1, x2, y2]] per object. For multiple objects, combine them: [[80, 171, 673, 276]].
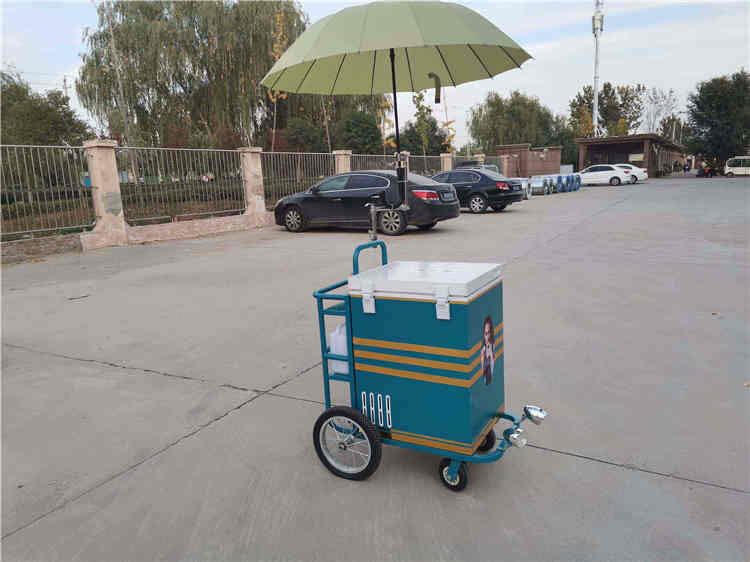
[[362, 282, 376, 314], [435, 286, 450, 320]]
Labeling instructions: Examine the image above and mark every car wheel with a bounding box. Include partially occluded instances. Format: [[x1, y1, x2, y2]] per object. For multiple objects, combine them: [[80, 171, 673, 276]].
[[378, 209, 407, 236], [468, 194, 488, 213], [726, 172, 734, 177], [417, 222, 437, 231], [630, 176, 638, 184], [609, 177, 621, 186], [283, 206, 305, 232], [491, 204, 507, 212]]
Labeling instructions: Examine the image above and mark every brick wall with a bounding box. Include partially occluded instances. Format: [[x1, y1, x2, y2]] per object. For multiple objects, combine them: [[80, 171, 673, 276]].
[[2, 233, 83, 265], [496, 144, 562, 176]]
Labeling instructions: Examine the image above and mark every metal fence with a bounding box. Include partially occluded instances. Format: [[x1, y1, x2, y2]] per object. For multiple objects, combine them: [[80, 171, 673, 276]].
[[116, 147, 244, 224], [1, 145, 95, 241], [351, 154, 396, 172], [408, 155, 442, 178], [261, 152, 334, 209]]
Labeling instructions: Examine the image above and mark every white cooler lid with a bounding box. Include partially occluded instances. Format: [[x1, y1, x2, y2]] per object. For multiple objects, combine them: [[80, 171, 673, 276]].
[[348, 261, 503, 298]]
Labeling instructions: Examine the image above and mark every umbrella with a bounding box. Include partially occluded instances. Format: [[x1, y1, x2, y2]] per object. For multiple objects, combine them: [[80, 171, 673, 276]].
[[261, 0, 531, 204]]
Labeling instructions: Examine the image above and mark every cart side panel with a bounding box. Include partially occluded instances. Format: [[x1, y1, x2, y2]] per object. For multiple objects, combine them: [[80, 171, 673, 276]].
[[355, 372, 473, 452], [468, 282, 505, 446]]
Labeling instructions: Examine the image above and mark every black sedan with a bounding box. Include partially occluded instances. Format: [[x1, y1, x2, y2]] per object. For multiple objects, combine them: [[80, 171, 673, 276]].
[[273, 171, 459, 235], [432, 168, 524, 213]]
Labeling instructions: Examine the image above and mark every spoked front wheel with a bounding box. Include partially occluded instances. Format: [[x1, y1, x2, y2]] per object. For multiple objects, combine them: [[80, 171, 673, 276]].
[[313, 406, 382, 480]]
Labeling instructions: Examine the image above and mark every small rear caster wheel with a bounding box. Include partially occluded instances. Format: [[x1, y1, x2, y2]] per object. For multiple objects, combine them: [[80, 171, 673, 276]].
[[438, 458, 468, 492], [477, 429, 496, 452], [313, 406, 381, 480]]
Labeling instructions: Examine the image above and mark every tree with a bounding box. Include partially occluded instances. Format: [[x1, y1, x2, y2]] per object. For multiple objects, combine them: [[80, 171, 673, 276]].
[[412, 91, 432, 155], [77, 1, 307, 148], [389, 116, 449, 155], [569, 82, 646, 136], [642, 87, 678, 133], [685, 70, 749, 163], [285, 118, 327, 153], [333, 111, 382, 154], [1, 71, 93, 145]]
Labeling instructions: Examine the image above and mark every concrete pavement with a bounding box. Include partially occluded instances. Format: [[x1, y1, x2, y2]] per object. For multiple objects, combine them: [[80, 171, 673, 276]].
[[2, 176, 748, 560]]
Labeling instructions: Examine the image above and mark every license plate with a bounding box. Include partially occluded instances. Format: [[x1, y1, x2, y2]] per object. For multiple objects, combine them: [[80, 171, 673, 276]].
[[441, 191, 455, 201]]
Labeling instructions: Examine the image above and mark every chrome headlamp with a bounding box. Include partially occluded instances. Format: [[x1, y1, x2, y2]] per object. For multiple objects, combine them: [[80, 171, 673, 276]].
[[523, 405, 548, 425]]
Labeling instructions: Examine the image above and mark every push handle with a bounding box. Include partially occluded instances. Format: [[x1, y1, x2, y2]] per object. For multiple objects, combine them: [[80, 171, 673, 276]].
[[352, 241, 388, 274]]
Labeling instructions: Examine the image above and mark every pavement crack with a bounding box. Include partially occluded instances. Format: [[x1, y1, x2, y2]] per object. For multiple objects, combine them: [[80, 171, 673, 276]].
[[3, 343, 212, 385], [527, 444, 749, 494], [2, 393, 261, 540]]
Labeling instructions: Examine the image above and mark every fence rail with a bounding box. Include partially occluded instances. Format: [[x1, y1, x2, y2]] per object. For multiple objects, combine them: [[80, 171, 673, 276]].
[[1, 145, 95, 241], [408, 155, 442, 178], [351, 154, 396, 172], [116, 147, 245, 224], [261, 152, 334, 210]]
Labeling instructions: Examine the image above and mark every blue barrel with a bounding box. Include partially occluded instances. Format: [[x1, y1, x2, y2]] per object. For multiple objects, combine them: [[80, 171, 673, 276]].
[[556, 175, 564, 193], [565, 175, 573, 192], [576, 174, 582, 190]]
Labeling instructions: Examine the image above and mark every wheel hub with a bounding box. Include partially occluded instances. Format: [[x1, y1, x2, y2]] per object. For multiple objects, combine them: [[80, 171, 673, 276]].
[[443, 466, 459, 485]]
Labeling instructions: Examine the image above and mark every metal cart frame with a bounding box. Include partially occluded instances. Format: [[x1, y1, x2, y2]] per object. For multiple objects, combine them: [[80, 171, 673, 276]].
[[313, 241, 546, 490]]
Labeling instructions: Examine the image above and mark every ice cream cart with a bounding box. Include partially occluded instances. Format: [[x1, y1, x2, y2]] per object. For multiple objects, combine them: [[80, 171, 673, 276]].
[[313, 241, 547, 491]]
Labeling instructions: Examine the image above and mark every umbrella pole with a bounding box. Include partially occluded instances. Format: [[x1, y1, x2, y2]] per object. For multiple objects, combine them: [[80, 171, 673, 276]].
[[389, 48, 406, 208]]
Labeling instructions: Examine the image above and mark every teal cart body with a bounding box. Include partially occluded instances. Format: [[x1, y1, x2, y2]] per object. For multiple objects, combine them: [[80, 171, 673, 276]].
[[313, 242, 547, 491]]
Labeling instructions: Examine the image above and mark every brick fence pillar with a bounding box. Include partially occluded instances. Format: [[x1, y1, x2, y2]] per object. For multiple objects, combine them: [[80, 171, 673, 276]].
[[239, 147, 271, 226], [333, 149, 352, 174], [440, 153, 453, 172], [80, 139, 128, 251]]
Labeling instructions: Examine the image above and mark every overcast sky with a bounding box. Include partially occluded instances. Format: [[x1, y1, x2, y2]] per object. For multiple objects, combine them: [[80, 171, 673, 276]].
[[2, 1, 747, 147]]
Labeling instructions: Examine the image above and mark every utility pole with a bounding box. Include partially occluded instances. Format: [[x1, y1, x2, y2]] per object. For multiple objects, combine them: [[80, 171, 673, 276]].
[[591, 0, 604, 137]]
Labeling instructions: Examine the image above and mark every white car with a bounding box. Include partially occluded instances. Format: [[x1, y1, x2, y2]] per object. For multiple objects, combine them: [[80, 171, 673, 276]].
[[579, 164, 632, 186], [615, 163, 648, 183]]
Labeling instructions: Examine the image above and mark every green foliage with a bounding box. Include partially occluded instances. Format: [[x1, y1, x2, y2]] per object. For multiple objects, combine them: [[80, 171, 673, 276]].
[[333, 111, 383, 154], [568, 82, 646, 136], [1, 71, 93, 145], [469, 91, 555, 150], [468, 91, 577, 165], [285, 118, 327, 153], [412, 91, 432, 155], [686, 70, 750, 163], [76, 1, 386, 149], [388, 116, 449, 155]]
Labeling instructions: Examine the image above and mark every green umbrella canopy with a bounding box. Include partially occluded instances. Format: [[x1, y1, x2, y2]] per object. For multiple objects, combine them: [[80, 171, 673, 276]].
[[261, 1, 531, 95]]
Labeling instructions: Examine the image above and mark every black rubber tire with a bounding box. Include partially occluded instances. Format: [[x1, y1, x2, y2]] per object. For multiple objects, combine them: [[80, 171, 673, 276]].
[[477, 429, 497, 452], [417, 222, 437, 231], [378, 209, 408, 236], [313, 406, 382, 481], [468, 194, 488, 213], [609, 177, 621, 186], [726, 172, 734, 177], [491, 204, 507, 212], [283, 205, 306, 232], [438, 458, 468, 492], [630, 175, 638, 184]]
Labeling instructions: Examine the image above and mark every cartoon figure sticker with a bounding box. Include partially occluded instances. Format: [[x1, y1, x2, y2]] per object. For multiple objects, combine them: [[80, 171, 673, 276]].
[[481, 315, 494, 385]]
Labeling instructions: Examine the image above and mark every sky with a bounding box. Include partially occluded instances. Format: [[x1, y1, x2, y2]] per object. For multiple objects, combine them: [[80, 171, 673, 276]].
[[2, 0, 748, 148]]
